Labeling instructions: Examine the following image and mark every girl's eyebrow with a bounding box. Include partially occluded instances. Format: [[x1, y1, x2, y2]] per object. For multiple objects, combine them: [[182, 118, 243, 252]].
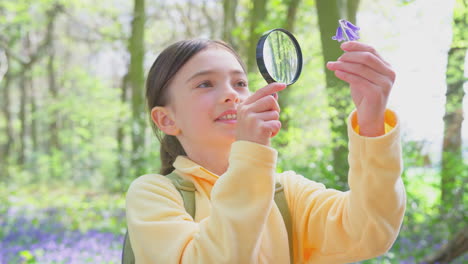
[[186, 69, 245, 83]]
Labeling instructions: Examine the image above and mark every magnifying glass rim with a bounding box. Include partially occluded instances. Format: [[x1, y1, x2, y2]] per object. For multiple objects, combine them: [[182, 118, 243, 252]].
[[256, 28, 303, 85]]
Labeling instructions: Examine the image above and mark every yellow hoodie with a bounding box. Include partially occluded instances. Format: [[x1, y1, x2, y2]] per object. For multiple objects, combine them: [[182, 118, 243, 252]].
[[126, 110, 406, 264]]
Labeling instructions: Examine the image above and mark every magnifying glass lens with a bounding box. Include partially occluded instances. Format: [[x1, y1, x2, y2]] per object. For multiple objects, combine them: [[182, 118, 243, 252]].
[[263, 31, 299, 84], [256, 28, 303, 86]]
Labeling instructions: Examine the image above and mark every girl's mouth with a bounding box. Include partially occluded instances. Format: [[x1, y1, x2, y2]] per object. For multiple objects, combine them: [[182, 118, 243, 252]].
[[215, 110, 237, 122], [216, 112, 237, 124], [217, 114, 237, 121]]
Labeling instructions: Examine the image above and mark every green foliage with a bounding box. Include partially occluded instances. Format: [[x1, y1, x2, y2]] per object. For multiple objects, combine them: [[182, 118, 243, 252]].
[[45, 68, 127, 184], [2, 182, 126, 234], [452, 0, 468, 49], [19, 250, 36, 263]]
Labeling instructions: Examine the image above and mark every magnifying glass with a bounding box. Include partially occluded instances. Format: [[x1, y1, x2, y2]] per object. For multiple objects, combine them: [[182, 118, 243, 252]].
[[256, 28, 303, 86]]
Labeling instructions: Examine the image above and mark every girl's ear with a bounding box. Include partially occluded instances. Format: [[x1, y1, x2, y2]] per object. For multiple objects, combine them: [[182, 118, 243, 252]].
[[151, 106, 180, 136]]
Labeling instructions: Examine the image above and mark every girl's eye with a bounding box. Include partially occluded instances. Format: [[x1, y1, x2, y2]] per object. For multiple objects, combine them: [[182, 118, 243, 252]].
[[197, 81, 213, 88], [235, 80, 248, 87]]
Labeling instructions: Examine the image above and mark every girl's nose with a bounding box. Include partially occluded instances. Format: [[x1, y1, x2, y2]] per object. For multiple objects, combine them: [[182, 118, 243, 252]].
[[223, 85, 240, 103], [225, 95, 240, 103]]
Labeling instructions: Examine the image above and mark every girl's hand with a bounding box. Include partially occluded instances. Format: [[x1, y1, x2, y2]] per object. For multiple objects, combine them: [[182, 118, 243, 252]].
[[326, 41, 396, 137], [236, 83, 286, 146]]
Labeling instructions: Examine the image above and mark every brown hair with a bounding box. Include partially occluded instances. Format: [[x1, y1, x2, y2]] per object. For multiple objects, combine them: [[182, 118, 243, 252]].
[[146, 39, 246, 175]]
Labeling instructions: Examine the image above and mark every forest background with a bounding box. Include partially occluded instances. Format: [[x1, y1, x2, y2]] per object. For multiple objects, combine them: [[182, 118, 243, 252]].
[[0, 0, 467, 263]]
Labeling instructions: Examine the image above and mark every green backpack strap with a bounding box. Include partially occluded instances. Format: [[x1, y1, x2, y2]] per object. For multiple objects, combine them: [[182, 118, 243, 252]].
[[122, 231, 135, 264], [274, 182, 294, 264], [166, 172, 196, 219]]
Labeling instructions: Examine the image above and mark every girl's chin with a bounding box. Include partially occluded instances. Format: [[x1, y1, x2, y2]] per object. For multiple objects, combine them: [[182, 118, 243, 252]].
[[204, 138, 236, 151], [221, 135, 237, 145]]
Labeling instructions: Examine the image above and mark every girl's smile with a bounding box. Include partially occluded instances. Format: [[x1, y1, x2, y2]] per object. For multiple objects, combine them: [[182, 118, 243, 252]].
[[215, 110, 237, 124]]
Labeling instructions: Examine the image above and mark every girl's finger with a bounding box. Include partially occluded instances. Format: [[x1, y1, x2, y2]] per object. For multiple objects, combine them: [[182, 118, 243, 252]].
[[247, 93, 281, 113], [252, 111, 280, 121], [340, 41, 391, 66], [337, 52, 395, 82], [333, 70, 376, 95], [262, 120, 282, 137], [244, 83, 286, 105], [327, 61, 393, 91]]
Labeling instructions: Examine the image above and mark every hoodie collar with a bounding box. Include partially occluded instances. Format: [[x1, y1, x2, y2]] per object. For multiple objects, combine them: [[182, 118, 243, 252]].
[[173, 156, 219, 184]]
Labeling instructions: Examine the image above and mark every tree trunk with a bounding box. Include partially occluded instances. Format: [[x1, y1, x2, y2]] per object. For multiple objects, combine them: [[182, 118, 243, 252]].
[[30, 76, 38, 154], [48, 39, 59, 152], [284, 0, 301, 32], [247, 0, 268, 72], [117, 74, 129, 180], [440, 0, 467, 224], [315, 0, 360, 189], [18, 34, 33, 166], [39, 6, 61, 158], [441, 48, 465, 205], [1, 71, 13, 179], [222, 0, 238, 46], [129, 0, 146, 176], [18, 72, 27, 166]]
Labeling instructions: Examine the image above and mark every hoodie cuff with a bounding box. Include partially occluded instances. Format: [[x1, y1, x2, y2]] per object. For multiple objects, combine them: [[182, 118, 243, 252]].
[[349, 109, 398, 137]]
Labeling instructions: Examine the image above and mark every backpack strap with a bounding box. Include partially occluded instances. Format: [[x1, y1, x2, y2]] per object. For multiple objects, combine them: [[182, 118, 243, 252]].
[[166, 172, 196, 219], [274, 182, 294, 264], [122, 231, 134, 264]]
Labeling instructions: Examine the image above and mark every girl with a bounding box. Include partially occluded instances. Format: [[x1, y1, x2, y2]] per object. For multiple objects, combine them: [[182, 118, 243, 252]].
[[126, 39, 406, 263]]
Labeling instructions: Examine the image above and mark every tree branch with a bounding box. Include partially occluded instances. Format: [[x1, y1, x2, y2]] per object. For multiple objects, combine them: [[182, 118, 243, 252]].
[[61, 9, 127, 42], [0, 40, 28, 64], [0, 4, 63, 69]]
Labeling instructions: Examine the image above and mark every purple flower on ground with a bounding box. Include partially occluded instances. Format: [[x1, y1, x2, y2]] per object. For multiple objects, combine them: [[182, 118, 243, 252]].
[[332, 19, 360, 42], [1, 207, 124, 263]]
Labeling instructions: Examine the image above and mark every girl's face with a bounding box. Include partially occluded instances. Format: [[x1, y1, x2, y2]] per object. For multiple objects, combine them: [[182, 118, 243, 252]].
[[164, 45, 250, 151]]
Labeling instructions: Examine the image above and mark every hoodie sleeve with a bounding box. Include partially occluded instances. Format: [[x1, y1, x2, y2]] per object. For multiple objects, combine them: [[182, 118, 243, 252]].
[[278, 109, 406, 264], [126, 141, 282, 264]]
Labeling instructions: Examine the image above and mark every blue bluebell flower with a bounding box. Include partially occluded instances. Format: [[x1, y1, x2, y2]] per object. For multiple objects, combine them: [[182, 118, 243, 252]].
[[332, 19, 360, 42]]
